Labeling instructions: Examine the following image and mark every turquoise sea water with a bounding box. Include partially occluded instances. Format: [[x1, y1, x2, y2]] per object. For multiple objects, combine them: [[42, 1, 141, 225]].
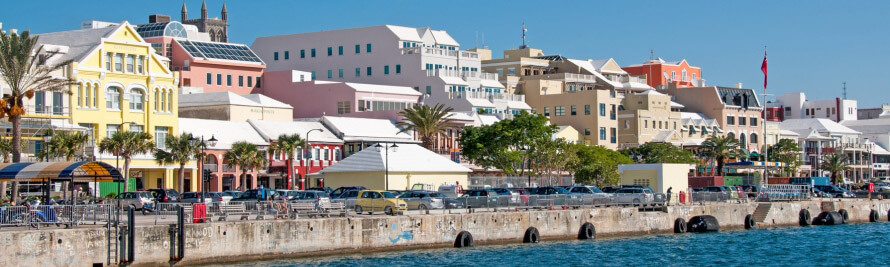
[[217, 223, 890, 266]]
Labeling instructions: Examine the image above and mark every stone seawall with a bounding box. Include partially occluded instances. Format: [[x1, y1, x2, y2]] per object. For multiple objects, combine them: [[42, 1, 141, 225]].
[[4, 199, 890, 266]]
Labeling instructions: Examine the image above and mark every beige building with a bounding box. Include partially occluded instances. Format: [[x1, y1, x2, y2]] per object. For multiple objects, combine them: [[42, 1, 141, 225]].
[[618, 163, 691, 195], [662, 85, 764, 153], [554, 125, 581, 144], [320, 144, 470, 190], [617, 91, 684, 148], [481, 47, 652, 148], [179, 92, 293, 121]]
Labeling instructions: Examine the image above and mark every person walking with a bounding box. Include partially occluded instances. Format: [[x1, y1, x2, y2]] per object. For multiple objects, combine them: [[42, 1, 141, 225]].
[[666, 187, 673, 205]]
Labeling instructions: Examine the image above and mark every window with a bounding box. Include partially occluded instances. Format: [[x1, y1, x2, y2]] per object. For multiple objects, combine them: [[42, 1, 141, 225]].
[[129, 124, 143, 133], [384, 65, 390, 75], [611, 128, 617, 144], [396, 64, 401, 74], [168, 91, 173, 111], [600, 127, 606, 140], [750, 117, 758, 126], [751, 133, 759, 144], [425, 86, 431, 95], [327, 47, 332, 56], [571, 105, 577, 116], [337, 101, 351, 114], [274, 52, 279, 61], [311, 48, 316, 57], [507, 67, 516, 76], [105, 53, 112, 71], [544, 107, 550, 117], [727, 116, 735, 125], [129, 89, 143, 111], [114, 54, 123, 72], [338, 46, 343, 55], [338, 69, 344, 78], [355, 67, 361, 77], [106, 87, 121, 110], [624, 120, 630, 129], [555, 106, 566, 116], [739, 117, 746, 126], [327, 70, 333, 79], [106, 124, 120, 137], [206, 73, 212, 85], [367, 66, 372, 76], [311, 71, 316, 80], [599, 104, 606, 116], [239, 76, 244, 87], [93, 86, 98, 107], [77, 84, 83, 107], [300, 49, 305, 58], [34, 92, 45, 113], [584, 104, 591, 115], [610, 105, 616, 120], [247, 76, 253, 87], [355, 44, 360, 54], [216, 74, 222, 85], [256, 77, 261, 88], [160, 90, 166, 112], [225, 75, 232, 86], [366, 43, 372, 53], [584, 128, 591, 136], [671, 71, 676, 80], [154, 90, 159, 111], [682, 69, 687, 81], [137, 56, 144, 74], [155, 127, 169, 149]]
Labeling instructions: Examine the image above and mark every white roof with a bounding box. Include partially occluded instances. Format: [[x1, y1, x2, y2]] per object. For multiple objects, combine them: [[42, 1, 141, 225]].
[[241, 94, 293, 109], [447, 111, 476, 122], [466, 98, 496, 108], [322, 116, 417, 143], [247, 119, 343, 144], [670, 101, 685, 108], [780, 118, 861, 135], [322, 144, 470, 174], [477, 115, 501, 126], [506, 101, 532, 110], [842, 118, 890, 134], [179, 92, 293, 108], [871, 142, 890, 155], [439, 76, 469, 86], [479, 79, 505, 88], [779, 130, 800, 136], [567, 59, 622, 88], [344, 82, 422, 96], [178, 118, 269, 150], [429, 30, 460, 46], [385, 25, 424, 42]]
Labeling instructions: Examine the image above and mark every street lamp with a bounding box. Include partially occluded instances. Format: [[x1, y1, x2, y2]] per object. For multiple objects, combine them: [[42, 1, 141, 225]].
[[304, 128, 324, 190], [42, 133, 52, 162], [190, 135, 218, 203], [375, 143, 399, 191]]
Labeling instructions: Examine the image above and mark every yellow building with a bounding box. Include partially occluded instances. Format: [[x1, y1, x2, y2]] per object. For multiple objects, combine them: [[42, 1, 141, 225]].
[[616, 90, 684, 148], [320, 144, 470, 190], [36, 22, 191, 191]]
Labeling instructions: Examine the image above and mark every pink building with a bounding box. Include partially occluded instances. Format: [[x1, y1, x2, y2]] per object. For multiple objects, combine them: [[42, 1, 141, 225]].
[[263, 70, 422, 121]]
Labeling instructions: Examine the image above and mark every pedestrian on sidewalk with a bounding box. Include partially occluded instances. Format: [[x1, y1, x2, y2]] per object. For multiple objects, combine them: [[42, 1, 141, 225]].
[[666, 187, 673, 205]]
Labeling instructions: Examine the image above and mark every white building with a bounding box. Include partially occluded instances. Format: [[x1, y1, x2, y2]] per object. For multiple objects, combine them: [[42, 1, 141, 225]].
[[779, 118, 869, 181], [767, 92, 858, 122], [250, 25, 529, 116]]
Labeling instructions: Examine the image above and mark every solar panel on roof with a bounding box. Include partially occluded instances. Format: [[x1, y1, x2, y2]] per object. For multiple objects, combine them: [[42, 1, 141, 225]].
[[178, 40, 263, 63]]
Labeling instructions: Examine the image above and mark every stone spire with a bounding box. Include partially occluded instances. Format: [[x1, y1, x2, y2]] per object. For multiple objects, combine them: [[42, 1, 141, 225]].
[[221, 1, 228, 21], [181, 1, 188, 21], [201, 0, 208, 19]]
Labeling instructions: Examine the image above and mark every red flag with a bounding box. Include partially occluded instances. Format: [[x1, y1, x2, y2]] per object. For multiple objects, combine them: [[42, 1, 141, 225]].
[[761, 51, 768, 89]]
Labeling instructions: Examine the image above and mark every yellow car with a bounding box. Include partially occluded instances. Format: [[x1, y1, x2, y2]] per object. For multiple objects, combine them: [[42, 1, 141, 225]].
[[355, 190, 408, 215]]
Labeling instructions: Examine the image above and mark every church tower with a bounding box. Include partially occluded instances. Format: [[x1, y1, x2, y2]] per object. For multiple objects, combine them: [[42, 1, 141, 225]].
[[181, 0, 229, 42], [181, 1, 188, 22], [221, 2, 228, 21]]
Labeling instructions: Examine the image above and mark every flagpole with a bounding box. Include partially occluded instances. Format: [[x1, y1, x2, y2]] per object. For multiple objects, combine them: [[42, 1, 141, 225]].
[[762, 46, 769, 188]]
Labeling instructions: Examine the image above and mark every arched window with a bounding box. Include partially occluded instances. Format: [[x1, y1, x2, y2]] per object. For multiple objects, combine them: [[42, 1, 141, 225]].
[[77, 84, 83, 107], [85, 84, 92, 108], [204, 154, 218, 165], [209, 31, 216, 42], [727, 132, 735, 139], [739, 133, 747, 148], [106, 86, 121, 109], [92, 84, 98, 107], [167, 90, 173, 111], [154, 89, 159, 111], [160, 89, 166, 112], [129, 88, 144, 111], [750, 133, 759, 144]]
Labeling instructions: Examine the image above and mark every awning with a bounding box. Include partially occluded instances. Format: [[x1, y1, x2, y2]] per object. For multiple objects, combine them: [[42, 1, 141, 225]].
[[480, 79, 505, 88], [439, 76, 469, 86], [506, 101, 531, 110], [0, 161, 124, 182]]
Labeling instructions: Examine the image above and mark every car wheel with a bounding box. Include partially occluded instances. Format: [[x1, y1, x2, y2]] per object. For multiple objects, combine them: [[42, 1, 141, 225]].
[[355, 205, 363, 214], [418, 204, 428, 211], [632, 199, 641, 206], [384, 206, 393, 216]]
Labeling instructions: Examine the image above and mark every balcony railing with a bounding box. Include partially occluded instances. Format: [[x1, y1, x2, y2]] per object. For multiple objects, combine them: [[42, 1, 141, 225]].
[[448, 91, 525, 102], [806, 147, 836, 154], [609, 75, 648, 84], [26, 105, 68, 116]]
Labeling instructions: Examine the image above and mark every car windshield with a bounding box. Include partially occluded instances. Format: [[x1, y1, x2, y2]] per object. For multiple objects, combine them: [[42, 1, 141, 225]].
[[589, 187, 603, 193], [553, 187, 569, 194], [428, 192, 444, 198], [382, 192, 397, 198], [165, 190, 180, 197]]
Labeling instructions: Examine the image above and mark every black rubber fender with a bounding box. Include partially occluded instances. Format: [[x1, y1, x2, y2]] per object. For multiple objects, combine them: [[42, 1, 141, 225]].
[[869, 210, 879, 223], [744, 214, 756, 230], [523, 227, 540, 243], [838, 209, 849, 223], [454, 231, 474, 248], [799, 209, 812, 226], [814, 211, 844, 226], [687, 215, 719, 233], [578, 222, 596, 240], [674, 218, 687, 233]]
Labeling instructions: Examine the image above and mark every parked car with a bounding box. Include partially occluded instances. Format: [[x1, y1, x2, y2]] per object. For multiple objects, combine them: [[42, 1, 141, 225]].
[[275, 190, 301, 200], [331, 186, 367, 199], [529, 187, 579, 206], [873, 183, 890, 192], [180, 192, 224, 204], [146, 189, 180, 203], [458, 189, 500, 208], [613, 188, 655, 206], [230, 189, 275, 202], [354, 190, 407, 215], [222, 191, 243, 199], [814, 185, 856, 198], [568, 186, 612, 205], [620, 185, 666, 203], [291, 190, 331, 209], [116, 192, 154, 210], [601, 186, 621, 193], [740, 185, 762, 198], [491, 188, 520, 205], [398, 190, 445, 210], [437, 185, 464, 199], [510, 188, 531, 205], [307, 187, 333, 194]]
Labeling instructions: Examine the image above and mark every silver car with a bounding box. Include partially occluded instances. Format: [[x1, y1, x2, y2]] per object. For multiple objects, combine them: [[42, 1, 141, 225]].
[[568, 186, 613, 205], [181, 192, 223, 204], [612, 188, 655, 206], [398, 191, 445, 210], [116, 192, 154, 210]]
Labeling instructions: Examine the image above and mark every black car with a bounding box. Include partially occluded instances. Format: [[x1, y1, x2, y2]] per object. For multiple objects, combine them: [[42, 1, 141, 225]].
[[147, 188, 181, 202], [530, 187, 571, 195], [307, 187, 334, 194], [331, 186, 367, 199]]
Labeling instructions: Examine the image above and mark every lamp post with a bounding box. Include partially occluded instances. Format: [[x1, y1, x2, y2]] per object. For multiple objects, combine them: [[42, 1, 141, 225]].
[[375, 143, 399, 191], [189, 135, 218, 203], [304, 129, 324, 190], [42, 133, 53, 162]]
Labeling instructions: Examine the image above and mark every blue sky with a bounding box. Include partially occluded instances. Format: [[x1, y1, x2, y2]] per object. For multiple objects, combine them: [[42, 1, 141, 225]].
[[2, 0, 888, 107]]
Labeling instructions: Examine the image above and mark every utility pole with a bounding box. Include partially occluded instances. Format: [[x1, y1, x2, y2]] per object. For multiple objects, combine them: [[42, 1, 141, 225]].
[[842, 82, 847, 100]]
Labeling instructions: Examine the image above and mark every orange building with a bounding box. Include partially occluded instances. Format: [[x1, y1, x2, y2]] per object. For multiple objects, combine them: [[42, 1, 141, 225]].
[[622, 59, 703, 89]]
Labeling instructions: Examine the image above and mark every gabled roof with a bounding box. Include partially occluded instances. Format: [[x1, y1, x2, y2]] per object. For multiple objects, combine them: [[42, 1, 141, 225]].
[[178, 118, 269, 150], [841, 118, 890, 134], [36, 24, 118, 63], [240, 94, 293, 109], [321, 144, 470, 173], [176, 39, 264, 64], [385, 25, 424, 42], [429, 30, 459, 46], [247, 119, 343, 144], [344, 82, 422, 96], [180, 92, 265, 107], [321, 116, 417, 143], [780, 118, 861, 135]]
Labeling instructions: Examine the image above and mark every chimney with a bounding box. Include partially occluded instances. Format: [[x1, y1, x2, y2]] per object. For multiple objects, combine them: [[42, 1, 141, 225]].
[[735, 82, 743, 89], [149, 15, 170, 24]]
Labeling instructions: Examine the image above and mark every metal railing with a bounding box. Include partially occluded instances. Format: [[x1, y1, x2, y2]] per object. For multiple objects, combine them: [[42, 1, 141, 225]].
[[760, 185, 812, 201], [0, 204, 115, 229]]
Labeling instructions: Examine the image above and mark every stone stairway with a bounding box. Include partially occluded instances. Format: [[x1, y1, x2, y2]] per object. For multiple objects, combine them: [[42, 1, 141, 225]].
[[753, 203, 772, 223]]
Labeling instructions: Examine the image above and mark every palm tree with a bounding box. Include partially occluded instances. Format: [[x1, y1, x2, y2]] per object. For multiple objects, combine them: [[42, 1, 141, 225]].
[[224, 142, 267, 191], [700, 135, 743, 176], [0, 138, 11, 199], [98, 131, 155, 188], [49, 131, 90, 161], [269, 134, 304, 190], [821, 153, 850, 185], [154, 133, 198, 192], [397, 104, 455, 150], [0, 30, 76, 201]]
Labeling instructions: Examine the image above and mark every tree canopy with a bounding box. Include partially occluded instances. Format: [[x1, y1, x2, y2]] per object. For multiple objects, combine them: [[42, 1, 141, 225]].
[[768, 138, 801, 176], [459, 111, 555, 175], [619, 142, 697, 164]]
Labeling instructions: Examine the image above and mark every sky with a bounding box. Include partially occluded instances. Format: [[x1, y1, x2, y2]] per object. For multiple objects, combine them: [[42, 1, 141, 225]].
[[2, 0, 888, 107]]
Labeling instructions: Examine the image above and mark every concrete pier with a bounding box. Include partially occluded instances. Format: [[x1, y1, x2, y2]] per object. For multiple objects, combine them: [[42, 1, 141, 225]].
[[3, 199, 890, 266]]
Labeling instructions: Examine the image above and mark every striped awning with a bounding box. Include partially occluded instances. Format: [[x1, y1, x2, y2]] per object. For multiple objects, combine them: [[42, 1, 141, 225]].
[[0, 161, 123, 182]]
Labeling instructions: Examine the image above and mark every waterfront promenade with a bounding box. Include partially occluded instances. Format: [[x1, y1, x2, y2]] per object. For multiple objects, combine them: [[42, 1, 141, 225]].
[[3, 198, 889, 266]]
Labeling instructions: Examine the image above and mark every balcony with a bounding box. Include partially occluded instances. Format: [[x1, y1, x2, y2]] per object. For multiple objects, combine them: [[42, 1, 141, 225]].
[[448, 91, 524, 102], [609, 75, 648, 85], [26, 105, 68, 117], [806, 147, 836, 154], [400, 47, 466, 58]]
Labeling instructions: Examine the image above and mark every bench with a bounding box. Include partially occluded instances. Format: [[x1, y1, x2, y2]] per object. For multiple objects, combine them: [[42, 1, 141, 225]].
[[212, 203, 248, 221], [291, 202, 319, 218]]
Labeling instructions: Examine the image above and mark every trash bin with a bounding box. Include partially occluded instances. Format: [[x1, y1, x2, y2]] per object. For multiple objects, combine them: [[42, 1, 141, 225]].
[[193, 204, 207, 223]]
